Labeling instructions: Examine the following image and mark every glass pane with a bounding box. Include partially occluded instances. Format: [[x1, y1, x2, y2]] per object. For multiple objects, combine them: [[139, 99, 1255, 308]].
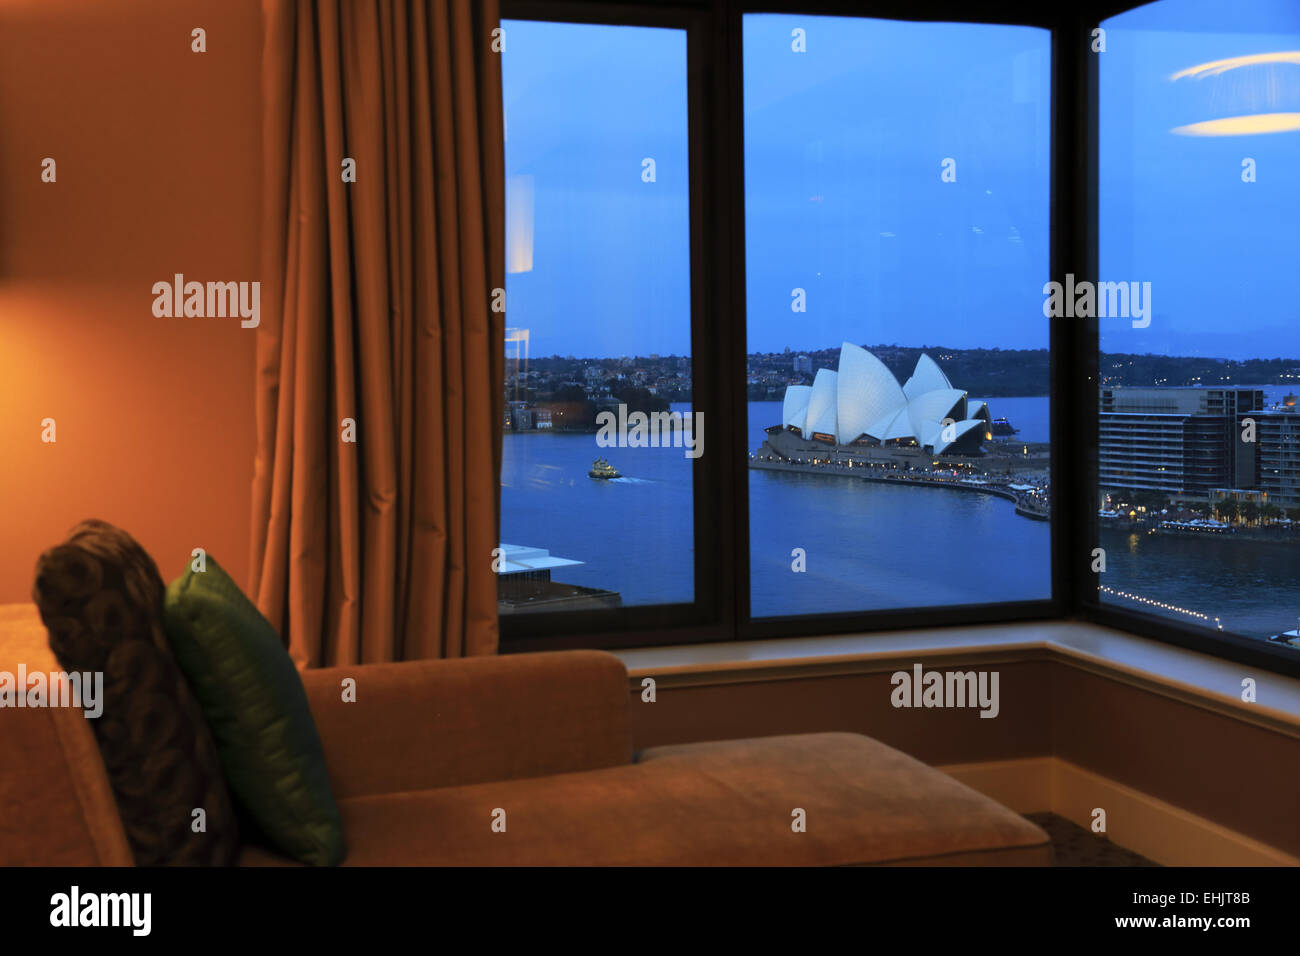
[[1098, 0, 1300, 646], [743, 14, 1053, 618], [498, 20, 694, 615]]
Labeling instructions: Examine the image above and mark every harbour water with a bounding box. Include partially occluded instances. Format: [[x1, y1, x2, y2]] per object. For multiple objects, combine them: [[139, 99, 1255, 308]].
[[501, 395, 1299, 639]]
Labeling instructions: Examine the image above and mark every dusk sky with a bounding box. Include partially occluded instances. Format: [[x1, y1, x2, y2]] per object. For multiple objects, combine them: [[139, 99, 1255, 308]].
[[502, 2, 1298, 364], [1100, 0, 1300, 361]]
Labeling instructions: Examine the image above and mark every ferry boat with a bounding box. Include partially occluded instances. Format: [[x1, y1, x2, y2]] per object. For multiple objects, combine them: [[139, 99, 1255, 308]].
[[990, 417, 1019, 436], [589, 457, 621, 480]]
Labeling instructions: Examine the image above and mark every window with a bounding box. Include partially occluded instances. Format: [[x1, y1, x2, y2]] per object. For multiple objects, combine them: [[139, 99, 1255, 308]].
[[1096, 0, 1300, 651], [497, 19, 697, 620], [495, 0, 1300, 676], [743, 14, 1053, 619]]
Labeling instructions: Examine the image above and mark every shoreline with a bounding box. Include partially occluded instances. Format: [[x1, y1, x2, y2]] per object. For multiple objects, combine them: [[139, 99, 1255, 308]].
[[1099, 522, 1300, 545], [748, 457, 1049, 518]]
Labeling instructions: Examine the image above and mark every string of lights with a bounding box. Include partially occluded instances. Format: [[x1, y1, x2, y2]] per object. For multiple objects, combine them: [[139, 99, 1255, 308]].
[[1097, 585, 1224, 630]]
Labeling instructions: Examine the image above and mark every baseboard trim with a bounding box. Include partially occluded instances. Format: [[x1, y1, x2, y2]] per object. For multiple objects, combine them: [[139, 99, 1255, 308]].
[[939, 756, 1299, 867]]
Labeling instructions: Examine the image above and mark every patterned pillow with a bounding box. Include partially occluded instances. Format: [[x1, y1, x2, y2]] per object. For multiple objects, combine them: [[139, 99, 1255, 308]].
[[31, 520, 239, 866]]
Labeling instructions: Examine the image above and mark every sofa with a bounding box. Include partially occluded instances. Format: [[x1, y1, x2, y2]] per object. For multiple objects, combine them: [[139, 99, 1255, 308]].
[[0, 602, 1051, 866]]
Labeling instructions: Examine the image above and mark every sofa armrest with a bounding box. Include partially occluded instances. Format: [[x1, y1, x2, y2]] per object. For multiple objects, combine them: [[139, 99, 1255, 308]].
[[300, 650, 633, 799], [0, 604, 134, 866]]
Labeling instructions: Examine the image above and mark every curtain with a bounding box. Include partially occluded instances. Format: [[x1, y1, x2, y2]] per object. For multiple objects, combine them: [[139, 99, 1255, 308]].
[[253, 0, 504, 667]]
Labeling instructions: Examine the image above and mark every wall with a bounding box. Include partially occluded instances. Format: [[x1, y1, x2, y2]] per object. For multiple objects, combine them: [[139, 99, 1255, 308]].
[[1050, 664, 1300, 859], [0, 0, 261, 601], [628, 661, 1054, 765]]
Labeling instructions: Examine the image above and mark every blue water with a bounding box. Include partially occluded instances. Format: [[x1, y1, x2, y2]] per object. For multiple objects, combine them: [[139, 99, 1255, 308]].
[[745, 399, 1051, 617], [747, 465, 1052, 617], [502, 393, 1299, 637], [1098, 525, 1300, 639], [502, 400, 1052, 614], [501, 414, 696, 606]]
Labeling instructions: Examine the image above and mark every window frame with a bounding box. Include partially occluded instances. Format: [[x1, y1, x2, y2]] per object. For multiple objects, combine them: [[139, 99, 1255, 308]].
[[498, 1, 733, 653], [1072, 0, 1300, 678], [736, 1, 1068, 642], [498, 0, 1300, 680]]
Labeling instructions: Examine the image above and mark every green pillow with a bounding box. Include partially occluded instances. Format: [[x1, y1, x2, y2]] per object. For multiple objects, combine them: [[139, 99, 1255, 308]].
[[163, 557, 344, 866]]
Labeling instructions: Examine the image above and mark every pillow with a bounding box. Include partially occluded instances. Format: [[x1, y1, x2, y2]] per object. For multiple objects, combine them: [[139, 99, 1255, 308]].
[[31, 519, 240, 866], [162, 555, 344, 866]]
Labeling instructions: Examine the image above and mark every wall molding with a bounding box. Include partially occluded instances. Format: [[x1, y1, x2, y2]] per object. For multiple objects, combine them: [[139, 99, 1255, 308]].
[[940, 756, 1300, 867], [622, 633, 1300, 741]]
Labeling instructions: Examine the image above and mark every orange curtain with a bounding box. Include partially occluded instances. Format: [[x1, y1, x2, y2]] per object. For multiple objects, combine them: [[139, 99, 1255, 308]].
[[253, 0, 504, 667]]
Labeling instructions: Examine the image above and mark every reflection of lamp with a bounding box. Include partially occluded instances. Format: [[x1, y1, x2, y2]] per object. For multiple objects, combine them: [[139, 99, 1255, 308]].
[[504, 327, 529, 403], [506, 174, 534, 274], [1170, 51, 1300, 135], [504, 327, 529, 362]]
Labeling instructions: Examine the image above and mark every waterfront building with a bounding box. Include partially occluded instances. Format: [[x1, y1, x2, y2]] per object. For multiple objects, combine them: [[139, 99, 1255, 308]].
[[1208, 487, 1268, 505], [1257, 404, 1300, 506], [1098, 387, 1264, 498], [507, 403, 537, 430], [495, 543, 621, 613]]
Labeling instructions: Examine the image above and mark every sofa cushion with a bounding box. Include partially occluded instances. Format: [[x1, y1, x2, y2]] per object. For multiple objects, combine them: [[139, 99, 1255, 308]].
[[31, 521, 240, 865], [164, 556, 344, 867], [239, 732, 1049, 866]]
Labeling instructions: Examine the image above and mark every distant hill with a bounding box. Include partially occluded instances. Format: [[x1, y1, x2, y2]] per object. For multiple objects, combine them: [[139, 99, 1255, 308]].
[[746, 346, 1300, 399]]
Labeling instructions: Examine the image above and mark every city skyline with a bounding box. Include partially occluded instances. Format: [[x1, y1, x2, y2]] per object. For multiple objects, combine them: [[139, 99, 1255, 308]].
[[514, 344, 1300, 365]]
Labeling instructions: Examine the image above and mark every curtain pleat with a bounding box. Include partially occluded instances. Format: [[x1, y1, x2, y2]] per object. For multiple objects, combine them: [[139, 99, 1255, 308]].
[[254, 0, 504, 667]]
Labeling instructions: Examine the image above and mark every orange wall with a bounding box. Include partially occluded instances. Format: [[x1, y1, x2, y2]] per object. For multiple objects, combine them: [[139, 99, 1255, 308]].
[[0, 0, 262, 601]]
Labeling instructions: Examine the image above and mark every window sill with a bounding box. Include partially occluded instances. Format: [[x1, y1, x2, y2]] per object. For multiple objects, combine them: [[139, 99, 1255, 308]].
[[611, 619, 1300, 739]]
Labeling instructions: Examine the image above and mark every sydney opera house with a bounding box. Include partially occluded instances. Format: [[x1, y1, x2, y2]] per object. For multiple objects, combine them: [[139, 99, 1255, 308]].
[[772, 343, 993, 456]]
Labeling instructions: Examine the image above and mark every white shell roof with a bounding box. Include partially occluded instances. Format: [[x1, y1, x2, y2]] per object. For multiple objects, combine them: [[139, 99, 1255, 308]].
[[927, 418, 986, 454], [809, 402, 839, 438], [906, 387, 966, 442], [903, 353, 953, 400], [866, 406, 914, 442], [781, 346, 986, 454], [836, 342, 907, 445], [783, 385, 812, 430], [804, 368, 838, 438]]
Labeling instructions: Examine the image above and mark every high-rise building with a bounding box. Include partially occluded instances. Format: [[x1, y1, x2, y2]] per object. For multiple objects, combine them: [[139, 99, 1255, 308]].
[[1257, 403, 1300, 507], [1098, 387, 1264, 498], [793, 354, 812, 375]]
